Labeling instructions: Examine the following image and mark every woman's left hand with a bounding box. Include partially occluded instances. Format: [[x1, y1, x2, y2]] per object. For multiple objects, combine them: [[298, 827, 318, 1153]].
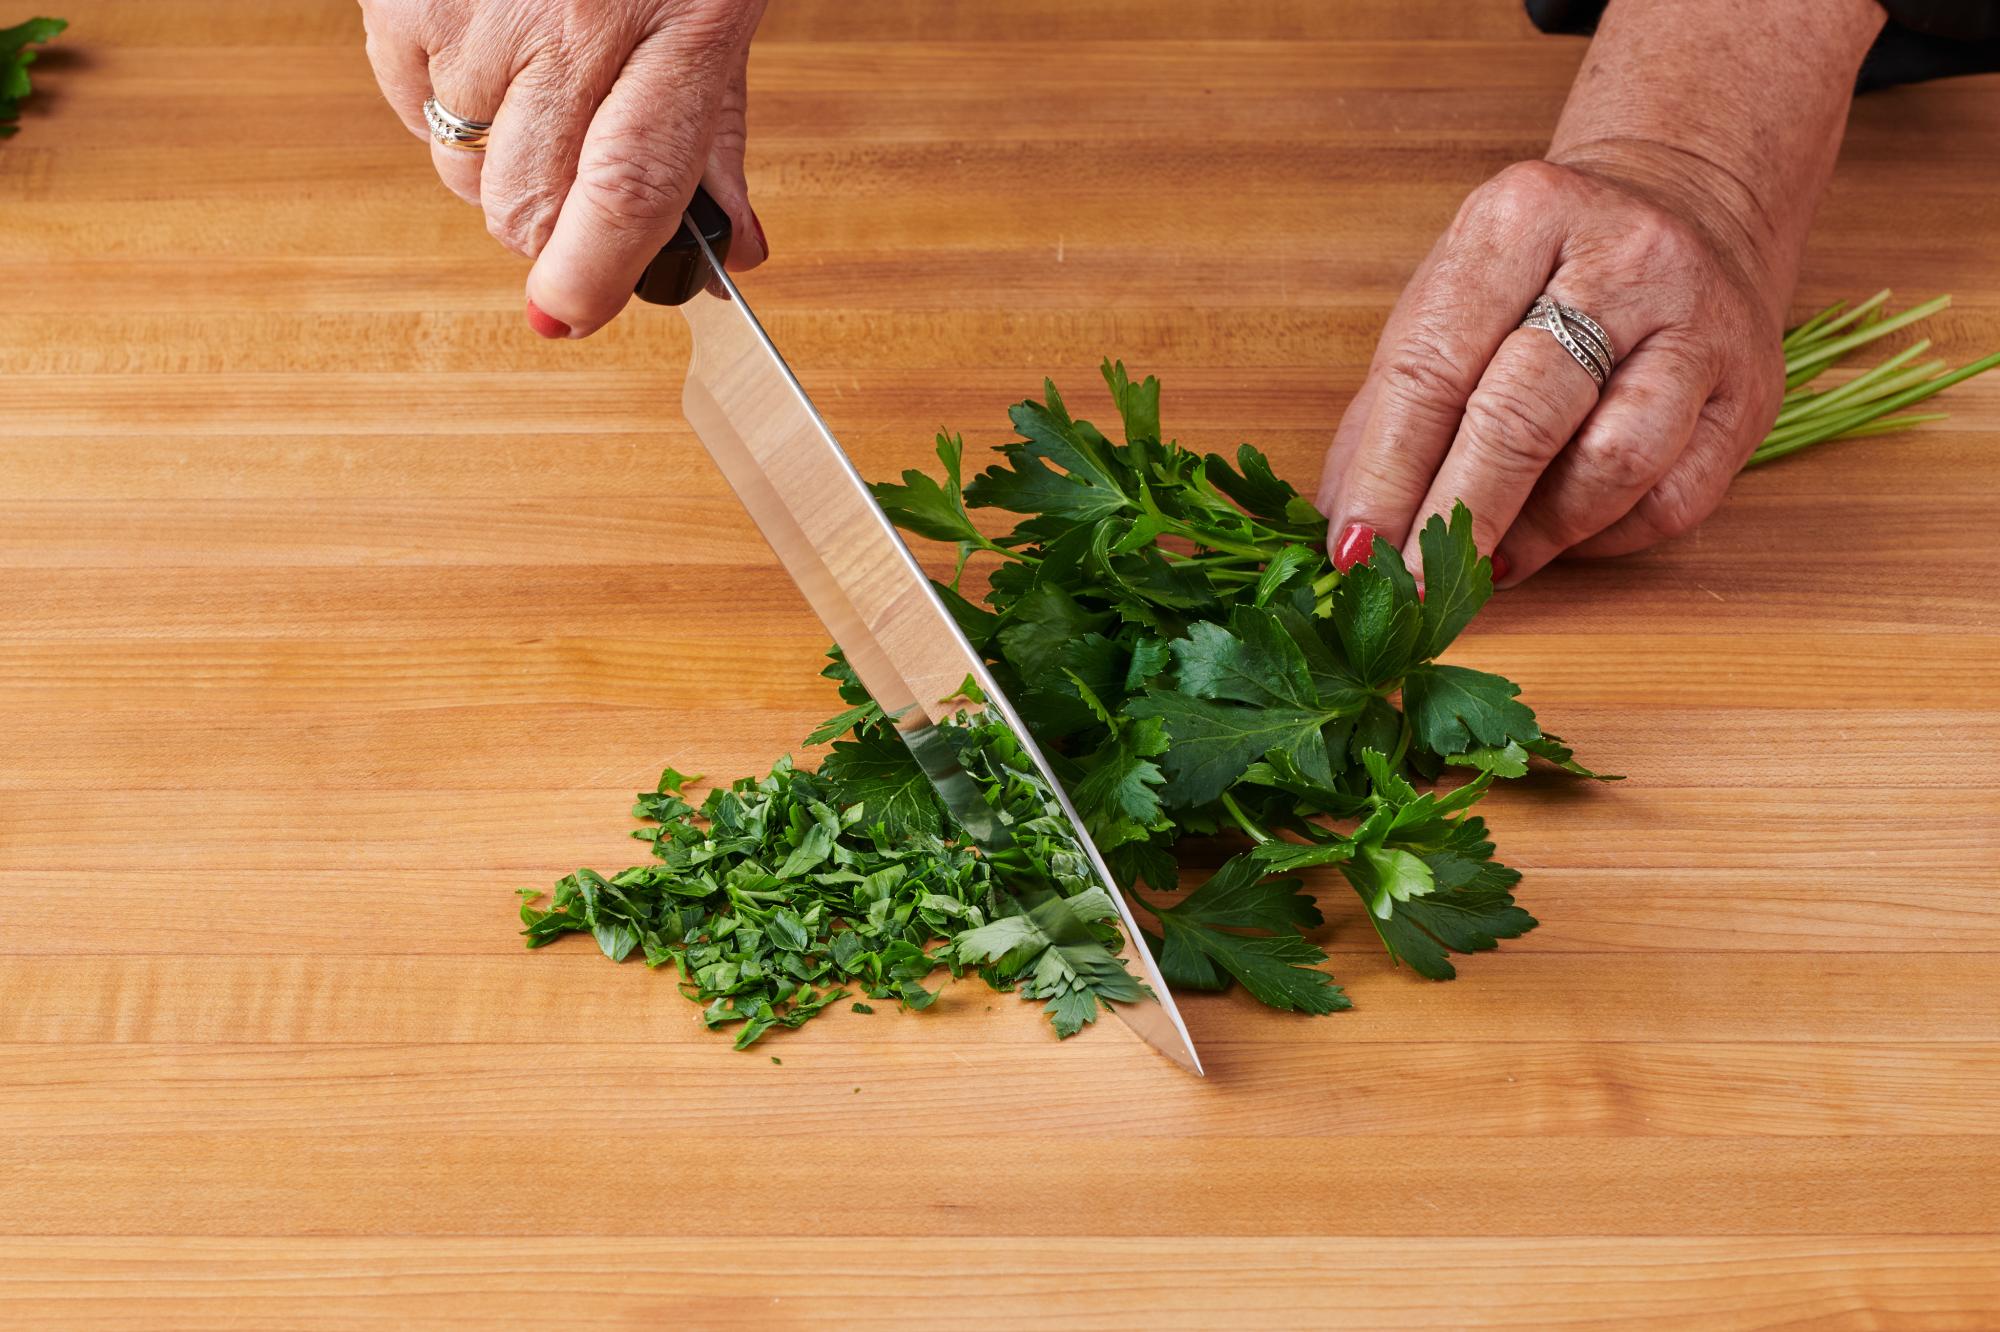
[[1315, 153, 1786, 588]]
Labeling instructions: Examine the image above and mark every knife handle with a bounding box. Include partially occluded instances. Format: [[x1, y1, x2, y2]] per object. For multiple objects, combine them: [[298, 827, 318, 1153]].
[[633, 184, 734, 306]]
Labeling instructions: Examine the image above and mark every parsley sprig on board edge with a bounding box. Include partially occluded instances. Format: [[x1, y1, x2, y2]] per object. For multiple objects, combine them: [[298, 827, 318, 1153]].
[[520, 361, 1615, 1049]]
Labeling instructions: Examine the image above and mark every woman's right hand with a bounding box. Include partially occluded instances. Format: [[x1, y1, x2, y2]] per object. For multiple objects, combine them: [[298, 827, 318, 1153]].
[[360, 0, 770, 338]]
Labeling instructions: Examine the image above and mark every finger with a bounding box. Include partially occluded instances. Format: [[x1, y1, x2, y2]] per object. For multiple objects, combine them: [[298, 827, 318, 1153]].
[[1323, 162, 1569, 556], [1315, 374, 1379, 520], [1567, 392, 1759, 558], [1492, 342, 1712, 585], [1317, 295, 1407, 520], [1399, 279, 1661, 574], [1395, 320, 1605, 583], [425, 9, 519, 206], [698, 56, 768, 272], [478, 38, 624, 261], [527, 30, 736, 336], [363, 26, 433, 143]]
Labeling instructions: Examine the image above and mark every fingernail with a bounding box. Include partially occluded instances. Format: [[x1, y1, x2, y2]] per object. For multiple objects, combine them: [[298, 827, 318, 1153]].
[[750, 207, 769, 260], [525, 298, 570, 339], [1415, 583, 1426, 602], [1491, 552, 1512, 582], [1332, 522, 1375, 573]]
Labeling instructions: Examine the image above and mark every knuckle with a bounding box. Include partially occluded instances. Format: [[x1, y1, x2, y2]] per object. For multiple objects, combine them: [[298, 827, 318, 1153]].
[[1461, 381, 1572, 468], [1350, 446, 1430, 501], [1466, 160, 1570, 232], [485, 189, 558, 257], [1640, 473, 1709, 540], [1495, 158, 1569, 202], [1575, 429, 1659, 496], [1380, 326, 1477, 418], [1646, 336, 1716, 386], [1382, 350, 1461, 410], [576, 134, 695, 228], [1622, 204, 1704, 275]]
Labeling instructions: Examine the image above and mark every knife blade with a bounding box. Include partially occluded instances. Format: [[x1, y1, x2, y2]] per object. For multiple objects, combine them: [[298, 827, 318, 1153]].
[[637, 192, 1202, 1075]]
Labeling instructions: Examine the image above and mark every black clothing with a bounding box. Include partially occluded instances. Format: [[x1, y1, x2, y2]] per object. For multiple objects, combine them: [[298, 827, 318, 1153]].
[[1524, 0, 2000, 91]]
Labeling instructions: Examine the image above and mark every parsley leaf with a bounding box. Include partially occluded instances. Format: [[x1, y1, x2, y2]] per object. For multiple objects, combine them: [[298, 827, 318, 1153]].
[[1128, 691, 1341, 806], [1326, 550, 1423, 687], [1524, 733, 1623, 780], [1402, 662, 1542, 756], [870, 432, 989, 548], [1143, 857, 1348, 1013], [817, 726, 944, 838], [1412, 504, 1493, 659], [950, 887, 1146, 1037]]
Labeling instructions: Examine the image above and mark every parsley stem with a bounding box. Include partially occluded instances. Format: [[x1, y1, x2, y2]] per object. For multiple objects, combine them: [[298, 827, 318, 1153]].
[[1753, 294, 1999, 467], [978, 536, 1038, 563], [1171, 552, 1265, 566], [1785, 294, 1951, 387], [1161, 520, 1270, 561], [1748, 411, 1951, 468], [1771, 340, 1934, 428], [1783, 287, 1890, 356], [1388, 715, 1413, 772], [1752, 348, 2000, 466], [1219, 792, 1272, 844]]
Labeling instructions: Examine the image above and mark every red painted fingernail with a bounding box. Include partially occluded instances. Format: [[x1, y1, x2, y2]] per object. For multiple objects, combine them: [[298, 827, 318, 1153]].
[[1415, 583, 1426, 602], [750, 207, 769, 259], [1332, 522, 1375, 573], [1491, 553, 1511, 582], [525, 298, 570, 339]]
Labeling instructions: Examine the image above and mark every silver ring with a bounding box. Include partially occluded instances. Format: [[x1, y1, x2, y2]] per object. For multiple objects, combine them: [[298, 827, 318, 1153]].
[[1521, 295, 1616, 388], [1555, 301, 1613, 370], [423, 96, 492, 152]]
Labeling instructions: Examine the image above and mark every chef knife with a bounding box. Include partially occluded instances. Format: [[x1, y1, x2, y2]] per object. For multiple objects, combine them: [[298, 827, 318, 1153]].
[[634, 188, 1202, 1075]]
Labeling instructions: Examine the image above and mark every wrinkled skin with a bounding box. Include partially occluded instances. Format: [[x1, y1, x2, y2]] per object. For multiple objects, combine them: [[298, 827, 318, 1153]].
[[1317, 0, 1886, 582], [1317, 156, 1786, 585], [359, 0, 768, 337]]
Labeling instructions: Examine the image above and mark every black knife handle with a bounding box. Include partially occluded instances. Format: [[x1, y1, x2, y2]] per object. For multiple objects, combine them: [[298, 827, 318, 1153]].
[[633, 184, 734, 306]]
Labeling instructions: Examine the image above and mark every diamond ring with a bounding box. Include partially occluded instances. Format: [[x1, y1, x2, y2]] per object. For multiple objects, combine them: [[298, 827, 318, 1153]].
[[423, 96, 492, 152], [1521, 295, 1616, 388]]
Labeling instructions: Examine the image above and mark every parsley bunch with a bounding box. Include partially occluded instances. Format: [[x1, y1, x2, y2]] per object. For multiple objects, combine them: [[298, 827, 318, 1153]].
[[521, 363, 1611, 1048], [872, 363, 1613, 991]]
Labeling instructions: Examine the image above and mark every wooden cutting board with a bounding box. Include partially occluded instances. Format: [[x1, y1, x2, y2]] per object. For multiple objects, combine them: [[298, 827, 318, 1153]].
[[3, 1, 1997, 1325]]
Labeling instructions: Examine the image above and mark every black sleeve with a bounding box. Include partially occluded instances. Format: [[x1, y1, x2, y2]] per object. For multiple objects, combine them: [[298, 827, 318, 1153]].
[[1523, 0, 2000, 91]]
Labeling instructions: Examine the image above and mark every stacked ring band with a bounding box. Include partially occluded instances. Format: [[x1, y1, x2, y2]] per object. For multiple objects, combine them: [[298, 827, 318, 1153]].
[[1522, 295, 1616, 388], [423, 96, 493, 151]]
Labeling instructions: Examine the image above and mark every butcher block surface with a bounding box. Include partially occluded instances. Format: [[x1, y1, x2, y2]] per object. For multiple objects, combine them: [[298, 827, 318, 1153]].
[[3, 1, 1998, 1326]]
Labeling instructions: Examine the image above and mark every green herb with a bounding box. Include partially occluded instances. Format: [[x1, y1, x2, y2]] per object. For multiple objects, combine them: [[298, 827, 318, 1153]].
[[1748, 291, 2000, 467], [1, 17, 65, 139], [517, 706, 1150, 1046], [521, 363, 1614, 1048], [872, 363, 1615, 996]]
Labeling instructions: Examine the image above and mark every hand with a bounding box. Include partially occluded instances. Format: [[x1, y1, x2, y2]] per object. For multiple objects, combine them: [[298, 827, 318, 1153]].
[[1316, 155, 1787, 587], [360, 0, 769, 338]]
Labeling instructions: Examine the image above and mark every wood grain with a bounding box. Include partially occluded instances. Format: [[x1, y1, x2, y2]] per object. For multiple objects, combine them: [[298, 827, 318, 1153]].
[[3, 0, 1998, 1325]]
